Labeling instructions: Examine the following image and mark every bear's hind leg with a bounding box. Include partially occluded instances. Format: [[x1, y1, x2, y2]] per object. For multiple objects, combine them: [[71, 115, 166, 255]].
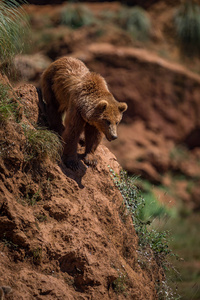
[[84, 123, 103, 167], [46, 103, 64, 136], [62, 110, 85, 170], [42, 78, 64, 136]]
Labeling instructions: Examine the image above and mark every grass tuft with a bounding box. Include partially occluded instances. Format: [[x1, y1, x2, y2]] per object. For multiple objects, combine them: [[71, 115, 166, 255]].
[[61, 4, 94, 29], [0, 83, 11, 123], [118, 6, 151, 41], [0, 0, 29, 66], [174, 1, 200, 56], [0, 82, 20, 124], [23, 125, 63, 163]]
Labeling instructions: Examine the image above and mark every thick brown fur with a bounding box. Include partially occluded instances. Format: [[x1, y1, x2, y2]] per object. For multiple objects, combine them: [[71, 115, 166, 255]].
[[41, 56, 127, 170]]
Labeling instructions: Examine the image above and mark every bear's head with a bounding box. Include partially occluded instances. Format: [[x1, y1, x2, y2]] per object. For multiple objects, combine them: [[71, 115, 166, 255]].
[[92, 96, 127, 141]]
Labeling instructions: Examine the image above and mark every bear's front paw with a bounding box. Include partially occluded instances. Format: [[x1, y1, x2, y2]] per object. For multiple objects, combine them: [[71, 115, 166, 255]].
[[83, 153, 98, 167]]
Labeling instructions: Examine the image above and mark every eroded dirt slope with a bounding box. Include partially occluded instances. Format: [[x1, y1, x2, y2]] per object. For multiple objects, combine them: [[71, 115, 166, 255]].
[[0, 80, 163, 299]]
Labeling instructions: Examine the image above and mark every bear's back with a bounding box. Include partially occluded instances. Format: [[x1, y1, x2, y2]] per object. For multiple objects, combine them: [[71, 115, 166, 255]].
[[54, 57, 89, 79], [48, 57, 90, 112]]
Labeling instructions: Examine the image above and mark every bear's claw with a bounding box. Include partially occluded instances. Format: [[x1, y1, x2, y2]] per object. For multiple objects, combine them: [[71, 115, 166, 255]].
[[83, 154, 98, 167]]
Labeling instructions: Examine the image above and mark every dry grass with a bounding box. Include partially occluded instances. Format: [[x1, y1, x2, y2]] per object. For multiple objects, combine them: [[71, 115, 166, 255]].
[[23, 125, 63, 163]]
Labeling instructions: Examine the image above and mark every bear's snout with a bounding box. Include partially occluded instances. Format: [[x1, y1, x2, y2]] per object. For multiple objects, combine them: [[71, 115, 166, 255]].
[[105, 127, 118, 141], [111, 134, 117, 140], [106, 124, 118, 141], [106, 134, 117, 142]]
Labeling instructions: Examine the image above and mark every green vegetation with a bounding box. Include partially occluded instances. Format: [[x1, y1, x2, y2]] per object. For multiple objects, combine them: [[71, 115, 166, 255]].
[[111, 170, 174, 262], [0, 83, 13, 123], [0, 0, 29, 65], [31, 247, 43, 265], [0, 82, 21, 124], [20, 186, 42, 206], [110, 169, 179, 298], [0, 82, 63, 166], [139, 180, 177, 221], [35, 214, 47, 223], [118, 6, 151, 41], [111, 169, 200, 299], [2, 233, 18, 250], [23, 125, 63, 163], [157, 214, 200, 300], [174, 1, 200, 56], [112, 271, 128, 295], [61, 4, 94, 29], [0, 1, 62, 168]]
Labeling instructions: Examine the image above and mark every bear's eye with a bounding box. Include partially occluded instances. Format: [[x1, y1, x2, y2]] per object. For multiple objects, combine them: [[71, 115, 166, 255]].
[[105, 120, 111, 126]]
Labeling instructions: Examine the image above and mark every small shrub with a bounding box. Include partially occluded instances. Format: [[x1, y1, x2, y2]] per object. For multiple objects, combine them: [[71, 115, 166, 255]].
[[118, 6, 151, 41], [0, 0, 29, 65], [31, 247, 42, 265], [112, 271, 127, 294], [174, 1, 200, 56], [156, 279, 181, 300], [18, 183, 42, 206], [1, 233, 18, 250], [23, 125, 63, 163], [61, 4, 94, 29], [35, 214, 47, 222], [24, 188, 41, 206]]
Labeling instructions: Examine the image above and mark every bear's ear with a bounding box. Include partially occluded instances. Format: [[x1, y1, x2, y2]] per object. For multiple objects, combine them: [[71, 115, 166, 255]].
[[96, 100, 108, 113], [118, 102, 128, 113]]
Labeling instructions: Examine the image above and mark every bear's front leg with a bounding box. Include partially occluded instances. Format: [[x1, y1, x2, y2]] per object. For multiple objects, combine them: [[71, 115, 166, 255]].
[[84, 123, 103, 167], [62, 110, 85, 170]]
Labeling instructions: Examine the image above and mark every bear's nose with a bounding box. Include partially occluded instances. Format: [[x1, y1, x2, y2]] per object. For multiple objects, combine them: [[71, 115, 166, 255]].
[[111, 135, 117, 140]]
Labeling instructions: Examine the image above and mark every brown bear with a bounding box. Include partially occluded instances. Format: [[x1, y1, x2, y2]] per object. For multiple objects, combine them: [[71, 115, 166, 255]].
[[41, 56, 127, 170]]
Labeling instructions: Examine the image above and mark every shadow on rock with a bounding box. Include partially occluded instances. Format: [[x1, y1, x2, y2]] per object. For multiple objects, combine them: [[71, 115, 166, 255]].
[[59, 160, 87, 189]]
